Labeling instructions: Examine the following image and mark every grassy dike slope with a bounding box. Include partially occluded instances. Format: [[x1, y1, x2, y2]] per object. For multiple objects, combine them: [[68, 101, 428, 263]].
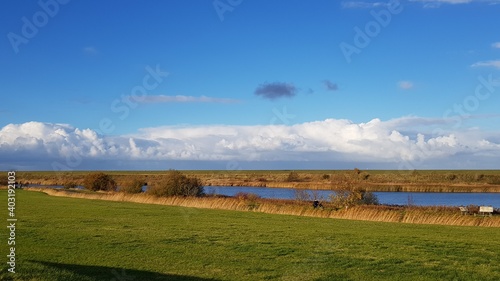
[[2, 190, 500, 281]]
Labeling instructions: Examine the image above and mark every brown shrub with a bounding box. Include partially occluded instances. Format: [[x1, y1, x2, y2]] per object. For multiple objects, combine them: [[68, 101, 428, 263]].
[[485, 175, 500, 185], [83, 172, 117, 191], [120, 178, 145, 194], [147, 170, 203, 197], [286, 171, 301, 182]]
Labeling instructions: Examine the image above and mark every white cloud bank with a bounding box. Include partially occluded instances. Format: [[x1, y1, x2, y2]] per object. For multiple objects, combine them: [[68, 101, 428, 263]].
[[1, 117, 500, 170]]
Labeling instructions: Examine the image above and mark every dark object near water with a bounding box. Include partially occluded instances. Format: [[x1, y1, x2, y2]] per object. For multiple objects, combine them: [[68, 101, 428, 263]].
[[313, 200, 323, 209]]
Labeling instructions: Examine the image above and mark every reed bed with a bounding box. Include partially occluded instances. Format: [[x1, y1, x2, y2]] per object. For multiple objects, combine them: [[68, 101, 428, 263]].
[[14, 170, 500, 192], [28, 188, 500, 227]]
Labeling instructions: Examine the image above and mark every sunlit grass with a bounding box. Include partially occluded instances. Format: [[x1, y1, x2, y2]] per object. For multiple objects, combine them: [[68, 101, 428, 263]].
[[2, 190, 500, 281], [26, 188, 500, 227]]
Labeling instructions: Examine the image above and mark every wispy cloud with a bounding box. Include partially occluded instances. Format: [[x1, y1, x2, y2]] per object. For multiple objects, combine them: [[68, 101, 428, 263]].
[[411, 0, 472, 3], [341, 0, 500, 10], [343, 0, 499, 9], [323, 80, 339, 91], [131, 95, 240, 104], [398, 80, 414, 90], [341, 1, 390, 8], [409, 0, 500, 8], [492, 42, 500, 49], [83, 46, 99, 55], [471, 60, 500, 69], [254, 82, 297, 100]]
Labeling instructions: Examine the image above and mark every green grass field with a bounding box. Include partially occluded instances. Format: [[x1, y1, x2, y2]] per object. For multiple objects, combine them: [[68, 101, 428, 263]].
[[2, 190, 500, 280]]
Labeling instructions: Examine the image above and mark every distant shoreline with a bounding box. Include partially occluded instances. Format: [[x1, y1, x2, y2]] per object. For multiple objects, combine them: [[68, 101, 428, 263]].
[[4, 169, 500, 193]]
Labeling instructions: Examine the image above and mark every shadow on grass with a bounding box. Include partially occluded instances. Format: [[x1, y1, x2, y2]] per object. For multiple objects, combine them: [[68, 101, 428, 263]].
[[28, 260, 220, 281]]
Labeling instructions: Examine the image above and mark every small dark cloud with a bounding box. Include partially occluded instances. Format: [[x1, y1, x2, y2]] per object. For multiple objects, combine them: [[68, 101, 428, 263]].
[[323, 80, 338, 91], [254, 82, 297, 100]]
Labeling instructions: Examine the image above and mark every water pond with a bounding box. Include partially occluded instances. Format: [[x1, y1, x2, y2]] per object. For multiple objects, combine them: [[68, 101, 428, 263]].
[[205, 186, 500, 208], [27, 184, 499, 208]]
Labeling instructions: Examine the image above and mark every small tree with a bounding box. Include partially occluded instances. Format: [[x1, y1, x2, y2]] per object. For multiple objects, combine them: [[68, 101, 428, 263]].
[[147, 170, 204, 197], [361, 191, 379, 205], [120, 178, 145, 194], [83, 172, 117, 191], [330, 189, 359, 208], [445, 173, 457, 181], [474, 174, 484, 181], [330, 188, 378, 208], [286, 171, 301, 182]]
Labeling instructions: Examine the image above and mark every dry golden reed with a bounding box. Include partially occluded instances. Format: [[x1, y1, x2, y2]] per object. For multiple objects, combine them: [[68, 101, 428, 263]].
[[15, 170, 500, 193], [27, 188, 500, 227]]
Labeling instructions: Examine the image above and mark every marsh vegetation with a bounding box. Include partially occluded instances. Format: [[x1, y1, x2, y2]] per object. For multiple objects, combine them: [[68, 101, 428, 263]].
[[13, 169, 500, 192]]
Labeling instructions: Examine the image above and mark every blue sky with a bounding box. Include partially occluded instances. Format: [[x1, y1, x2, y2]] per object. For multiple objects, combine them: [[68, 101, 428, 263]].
[[1, 0, 500, 170]]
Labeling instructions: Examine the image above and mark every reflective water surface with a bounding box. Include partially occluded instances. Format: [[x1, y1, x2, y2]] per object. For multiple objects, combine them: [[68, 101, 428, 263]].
[[205, 186, 500, 208], [30, 184, 500, 208]]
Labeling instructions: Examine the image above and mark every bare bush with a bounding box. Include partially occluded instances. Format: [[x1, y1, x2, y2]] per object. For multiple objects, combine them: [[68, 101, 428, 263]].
[[485, 175, 500, 185], [83, 172, 117, 191], [294, 189, 311, 202], [286, 171, 301, 182], [330, 188, 379, 208], [120, 178, 145, 194], [147, 170, 204, 197]]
